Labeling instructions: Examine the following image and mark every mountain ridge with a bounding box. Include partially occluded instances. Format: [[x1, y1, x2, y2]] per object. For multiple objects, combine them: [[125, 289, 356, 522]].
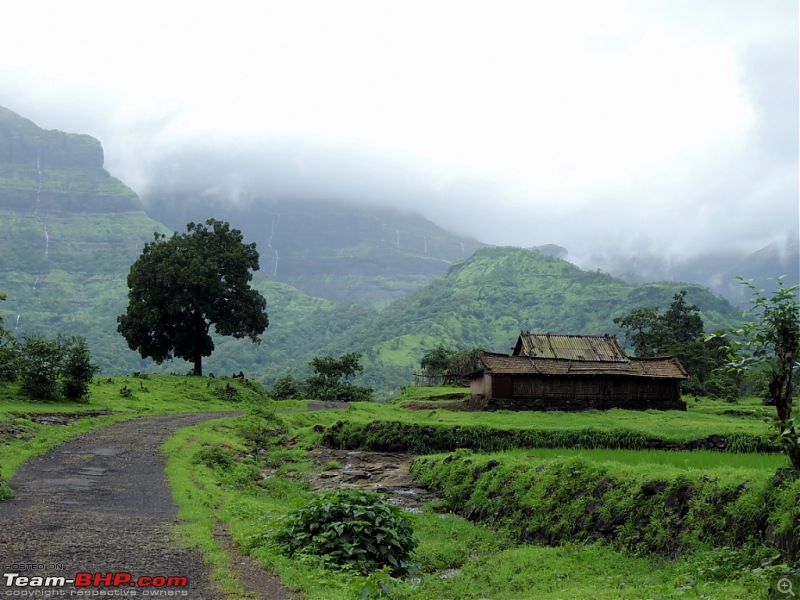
[[0, 105, 749, 398]]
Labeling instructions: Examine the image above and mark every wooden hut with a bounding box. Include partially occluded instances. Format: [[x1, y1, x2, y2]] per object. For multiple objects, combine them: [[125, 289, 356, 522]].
[[469, 333, 688, 411]]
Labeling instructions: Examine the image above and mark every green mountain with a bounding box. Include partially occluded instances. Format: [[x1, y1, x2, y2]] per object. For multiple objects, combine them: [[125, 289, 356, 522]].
[[144, 193, 485, 308], [0, 106, 170, 371], [0, 106, 745, 400], [0, 106, 141, 212], [0, 106, 375, 378], [336, 247, 745, 396]]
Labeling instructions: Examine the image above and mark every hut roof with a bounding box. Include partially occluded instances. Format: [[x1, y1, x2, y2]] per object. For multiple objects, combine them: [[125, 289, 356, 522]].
[[475, 352, 688, 380], [514, 332, 629, 362]]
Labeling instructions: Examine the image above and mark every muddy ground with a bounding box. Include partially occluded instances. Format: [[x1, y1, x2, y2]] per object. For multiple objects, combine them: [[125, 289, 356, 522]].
[[307, 448, 435, 510]]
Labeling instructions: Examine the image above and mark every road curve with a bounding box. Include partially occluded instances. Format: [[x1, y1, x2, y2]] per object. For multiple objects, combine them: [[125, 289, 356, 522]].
[[0, 412, 287, 599]]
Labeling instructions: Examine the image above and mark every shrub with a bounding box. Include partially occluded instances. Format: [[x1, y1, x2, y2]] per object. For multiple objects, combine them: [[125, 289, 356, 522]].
[[276, 488, 419, 576], [0, 330, 19, 382], [269, 374, 303, 400], [61, 336, 99, 401], [192, 446, 234, 470], [305, 353, 373, 403], [18, 335, 98, 401], [19, 336, 63, 400]]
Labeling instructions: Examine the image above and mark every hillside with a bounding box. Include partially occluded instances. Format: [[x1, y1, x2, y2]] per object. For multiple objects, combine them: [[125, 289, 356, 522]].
[[0, 106, 169, 370], [0, 106, 746, 400], [144, 193, 485, 307], [0, 106, 141, 212], [335, 247, 745, 396]]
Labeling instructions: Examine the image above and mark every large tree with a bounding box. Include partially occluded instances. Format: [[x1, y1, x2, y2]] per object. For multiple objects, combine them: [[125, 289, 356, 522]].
[[614, 291, 703, 357], [614, 290, 736, 398], [117, 219, 268, 376]]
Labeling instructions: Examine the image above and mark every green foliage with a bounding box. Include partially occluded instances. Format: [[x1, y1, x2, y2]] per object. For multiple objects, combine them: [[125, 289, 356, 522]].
[[192, 446, 235, 471], [321, 418, 779, 455], [725, 276, 800, 469], [0, 293, 18, 382], [412, 450, 800, 563], [61, 336, 100, 401], [419, 345, 484, 385], [615, 290, 738, 399], [18, 336, 65, 400], [117, 219, 269, 376], [304, 352, 373, 402], [269, 374, 303, 400], [275, 488, 419, 576], [419, 344, 453, 376], [17, 335, 98, 402]]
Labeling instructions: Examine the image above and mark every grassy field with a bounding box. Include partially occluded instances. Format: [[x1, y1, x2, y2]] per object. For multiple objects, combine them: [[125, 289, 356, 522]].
[[164, 393, 794, 599], [0, 374, 252, 484], [1, 379, 797, 598]]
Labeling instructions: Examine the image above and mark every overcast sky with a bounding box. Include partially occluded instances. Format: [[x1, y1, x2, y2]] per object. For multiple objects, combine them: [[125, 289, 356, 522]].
[[0, 0, 797, 267]]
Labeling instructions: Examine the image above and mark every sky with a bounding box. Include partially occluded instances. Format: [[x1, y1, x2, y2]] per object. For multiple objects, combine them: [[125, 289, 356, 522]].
[[0, 0, 797, 269]]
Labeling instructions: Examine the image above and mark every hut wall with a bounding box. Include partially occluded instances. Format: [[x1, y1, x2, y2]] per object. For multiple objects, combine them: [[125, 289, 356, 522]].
[[470, 373, 492, 399], [486, 374, 685, 411]]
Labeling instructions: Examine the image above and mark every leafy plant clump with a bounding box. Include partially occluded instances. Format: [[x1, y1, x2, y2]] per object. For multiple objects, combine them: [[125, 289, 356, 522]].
[[18, 334, 99, 402], [275, 488, 419, 576]]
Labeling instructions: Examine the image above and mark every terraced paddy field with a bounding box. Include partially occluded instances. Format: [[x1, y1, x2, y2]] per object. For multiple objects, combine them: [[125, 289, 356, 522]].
[[2, 379, 797, 598]]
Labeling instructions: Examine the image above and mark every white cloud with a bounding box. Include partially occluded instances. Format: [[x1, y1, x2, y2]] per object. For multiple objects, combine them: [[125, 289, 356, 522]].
[[0, 0, 796, 262]]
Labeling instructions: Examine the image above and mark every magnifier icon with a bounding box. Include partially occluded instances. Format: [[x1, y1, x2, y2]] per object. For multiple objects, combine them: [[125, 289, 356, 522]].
[[778, 578, 795, 596]]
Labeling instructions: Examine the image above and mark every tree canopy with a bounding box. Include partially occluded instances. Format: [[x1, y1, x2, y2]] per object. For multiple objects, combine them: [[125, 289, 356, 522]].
[[614, 291, 703, 357], [614, 290, 737, 399], [304, 352, 372, 402], [724, 277, 800, 469], [117, 219, 268, 375]]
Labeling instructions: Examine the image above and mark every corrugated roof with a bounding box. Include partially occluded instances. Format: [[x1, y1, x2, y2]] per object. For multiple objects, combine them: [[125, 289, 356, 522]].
[[514, 332, 629, 362], [476, 352, 688, 379]]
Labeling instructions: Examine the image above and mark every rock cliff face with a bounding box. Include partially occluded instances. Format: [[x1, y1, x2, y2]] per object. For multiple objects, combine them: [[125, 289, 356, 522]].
[[0, 105, 140, 212], [0, 106, 170, 372]]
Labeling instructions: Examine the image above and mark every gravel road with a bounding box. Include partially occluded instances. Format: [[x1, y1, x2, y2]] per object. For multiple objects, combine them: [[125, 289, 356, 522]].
[[0, 412, 295, 600]]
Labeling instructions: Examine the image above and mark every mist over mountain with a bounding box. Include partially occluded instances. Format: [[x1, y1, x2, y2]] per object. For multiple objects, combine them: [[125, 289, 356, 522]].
[[144, 187, 485, 307], [589, 237, 799, 308], [0, 104, 783, 399], [0, 106, 141, 213]]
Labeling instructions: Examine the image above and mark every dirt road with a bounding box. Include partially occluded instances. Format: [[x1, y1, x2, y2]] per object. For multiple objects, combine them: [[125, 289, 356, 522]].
[[0, 412, 293, 599]]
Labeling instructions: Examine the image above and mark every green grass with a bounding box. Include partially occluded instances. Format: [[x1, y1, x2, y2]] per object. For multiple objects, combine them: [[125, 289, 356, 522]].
[[3, 378, 796, 598], [160, 405, 785, 599], [163, 416, 263, 599], [479, 447, 788, 474], [407, 541, 769, 599], [316, 389, 777, 443], [0, 375, 256, 483]]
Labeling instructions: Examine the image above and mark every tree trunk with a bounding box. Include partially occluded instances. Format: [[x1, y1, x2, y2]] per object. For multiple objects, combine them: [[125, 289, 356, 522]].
[[193, 353, 203, 377], [788, 445, 800, 471], [773, 336, 798, 470]]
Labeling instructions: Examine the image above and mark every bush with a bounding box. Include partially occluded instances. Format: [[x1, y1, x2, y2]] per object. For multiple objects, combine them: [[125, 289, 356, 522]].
[[275, 488, 419, 576], [305, 353, 373, 403], [18, 335, 98, 402], [61, 337, 99, 401], [0, 330, 19, 382], [19, 337, 63, 400], [269, 374, 303, 400]]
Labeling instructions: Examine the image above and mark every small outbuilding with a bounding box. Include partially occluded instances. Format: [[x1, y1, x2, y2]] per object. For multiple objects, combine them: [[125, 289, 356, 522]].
[[468, 332, 688, 411]]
